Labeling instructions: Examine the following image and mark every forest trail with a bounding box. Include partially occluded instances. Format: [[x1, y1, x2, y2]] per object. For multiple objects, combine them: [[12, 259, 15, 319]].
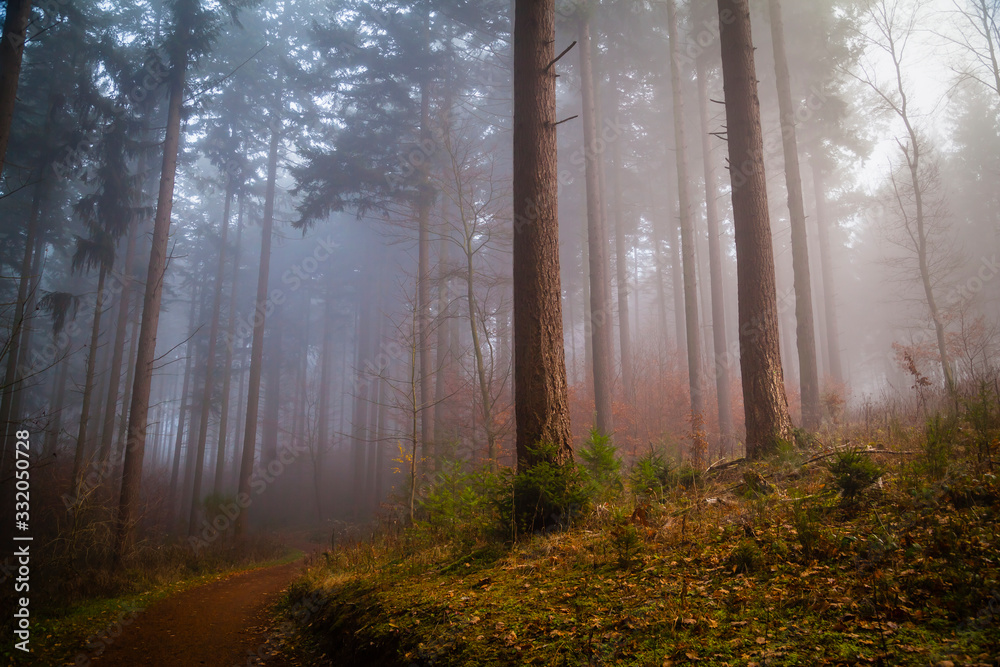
[[89, 557, 308, 667]]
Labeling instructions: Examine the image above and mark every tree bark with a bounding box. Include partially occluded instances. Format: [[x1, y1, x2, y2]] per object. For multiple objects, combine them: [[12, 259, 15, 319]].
[[98, 223, 139, 464], [187, 183, 233, 534], [767, 0, 820, 430], [512, 0, 572, 466], [214, 190, 245, 495], [695, 56, 735, 450], [717, 0, 793, 458], [578, 14, 614, 436], [610, 123, 634, 405], [667, 0, 705, 451], [235, 100, 282, 537], [115, 0, 192, 558], [0, 0, 31, 175], [169, 285, 199, 513]]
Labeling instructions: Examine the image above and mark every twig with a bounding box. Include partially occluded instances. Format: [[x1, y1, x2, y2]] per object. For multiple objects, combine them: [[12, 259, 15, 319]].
[[545, 40, 577, 71]]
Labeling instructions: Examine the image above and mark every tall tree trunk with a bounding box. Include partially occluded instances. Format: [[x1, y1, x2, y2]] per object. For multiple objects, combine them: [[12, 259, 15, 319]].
[[610, 125, 634, 404], [810, 158, 844, 385], [695, 57, 735, 451], [43, 342, 71, 457], [0, 179, 47, 445], [512, 0, 572, 466], [0, 0, 31, 174], [417, 69, 434, 473], [433, 224, 451, 455], [351, 275, 373, 514], [115, 286, 141, 461], [72, 267, 108, 494], [261, 325, 282, 464], [768, 0, 820, 430], [463, 221, 498, 469], [667, 0, 705, 458], [115, 1, 192, 558], [214, 190, 245, 495], [187, 183, 233, 534], [314, 281, 334, 519], [169, 286, 199, 512], [578, 14, 614, 436], [717, 0, 793, 458], [235, 99, 282, 537], [99, 226, 139, 464]]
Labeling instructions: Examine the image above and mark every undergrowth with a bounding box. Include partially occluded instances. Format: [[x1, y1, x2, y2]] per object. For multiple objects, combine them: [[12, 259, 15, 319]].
[[287, 405, 1000, 666]]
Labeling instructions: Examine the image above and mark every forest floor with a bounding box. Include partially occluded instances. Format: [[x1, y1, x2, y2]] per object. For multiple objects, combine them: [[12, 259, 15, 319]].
[[286, 436, 1000, 666], [13, 531, 325, 666]]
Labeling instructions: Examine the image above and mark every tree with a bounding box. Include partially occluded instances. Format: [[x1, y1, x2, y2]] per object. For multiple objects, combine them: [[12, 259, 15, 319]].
[[116, 0, 248, 558], [69, 232, 115, 493], [767, 0, 822, 430], [187, 177, 233, 534], [666, 0, 705, 464], [0, 0, 32, 175], [512, 0, 572, 466], [235, 93, 282, 537], [577, 10, 614, 436], [853, 0, 955, 394], [692, 15, 735, 452], [717, 0, 794, 458]]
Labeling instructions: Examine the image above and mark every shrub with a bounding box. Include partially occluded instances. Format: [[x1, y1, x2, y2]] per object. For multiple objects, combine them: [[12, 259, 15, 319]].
[[727, 540, 762, 574], [418, 459, 498, 541], [578, 429, 622, 501], [500, 443, 592, 536], [607, 507, 644, 570], [825, 450, 883, 498], [629, 449, 676, 500], [922, 415, 955, 479]]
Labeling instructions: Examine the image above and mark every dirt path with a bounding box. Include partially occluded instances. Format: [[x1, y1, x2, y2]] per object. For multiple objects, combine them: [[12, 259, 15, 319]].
[[90, 559, 306, 667]]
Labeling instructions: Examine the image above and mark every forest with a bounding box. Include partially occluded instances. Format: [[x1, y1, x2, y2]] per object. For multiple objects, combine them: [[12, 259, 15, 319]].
[[0, 0, 999, 664]]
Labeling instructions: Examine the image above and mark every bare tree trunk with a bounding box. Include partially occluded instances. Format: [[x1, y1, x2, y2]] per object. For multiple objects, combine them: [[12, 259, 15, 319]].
[[417, 69, 435, 473], [695, 57, 735, 451], [610, 127, 634, 404], [717, 0, 793, 458], [578, 15, 614, 436], [0, 179, 47, 445], [767, 0, 820, 429], [115, 286, 141, 461], [512, 0, 572, 466], [235, 99, 282, 537], [809, 157, 844, 385], [72, 267, 108, 494], [0, 0, 31, 174], [261, 325, 282, 464], [99, 223, 139, 464], [214, 190, 245, 495], [351, 275, 373, 514], [667, 0, 705, 456], [433, 223, 451, 455], [115, 1, 192, 558], [169, 286, 199, 513], [463, 226, 498, 469], [187, 183, 233, 534], [314, 281, 334, 519], [43, 342, 71, 457]]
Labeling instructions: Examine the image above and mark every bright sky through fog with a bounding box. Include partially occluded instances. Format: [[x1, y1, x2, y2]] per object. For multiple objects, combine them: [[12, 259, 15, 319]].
[[856, 0, 993, 187]]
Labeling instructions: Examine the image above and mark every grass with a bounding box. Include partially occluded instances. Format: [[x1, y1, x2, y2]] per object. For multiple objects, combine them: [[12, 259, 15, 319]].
[[287, 435, 1000, 666]]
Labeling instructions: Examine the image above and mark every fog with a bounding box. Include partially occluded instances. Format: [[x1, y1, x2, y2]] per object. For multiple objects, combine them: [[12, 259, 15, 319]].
[[1, 0, 997, 541]]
